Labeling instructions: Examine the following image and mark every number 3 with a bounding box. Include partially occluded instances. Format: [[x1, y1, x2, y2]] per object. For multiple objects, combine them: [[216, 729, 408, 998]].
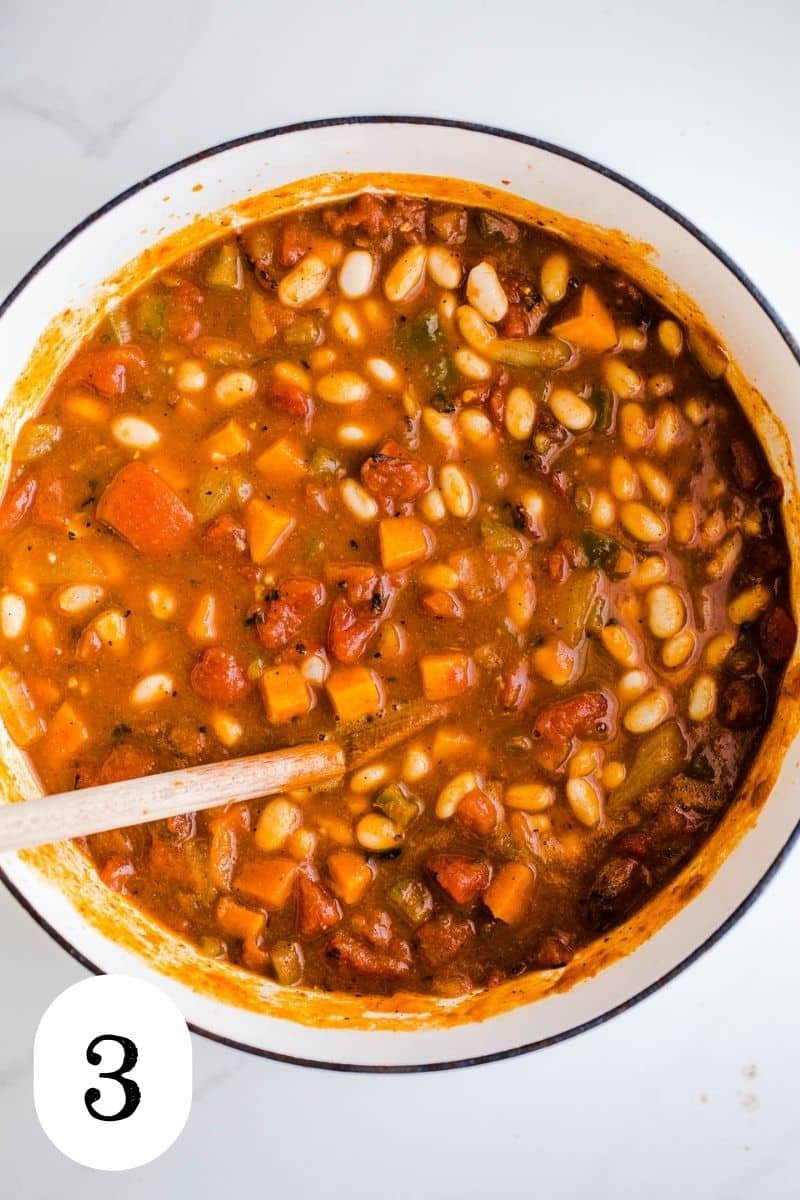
[[84, 1034, 142, 1122]]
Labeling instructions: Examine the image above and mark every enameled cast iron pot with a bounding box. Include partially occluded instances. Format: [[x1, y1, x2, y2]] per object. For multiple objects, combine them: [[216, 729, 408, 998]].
[[1, 118, 799, 1071]]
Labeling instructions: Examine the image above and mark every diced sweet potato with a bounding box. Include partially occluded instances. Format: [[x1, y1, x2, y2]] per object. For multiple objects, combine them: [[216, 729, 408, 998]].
[[551, 285, 617, 353], [326, 667, 384, 720], [426, 854, 492, 905], [484, 862, 536, 925], [296, 874, 342, 937], [328, 850, 374, 905], [378, 517, 432, 571], [235, 858, 298, 910], [260, 664, 314, 724], [245, 497, 296, 562], [419, 652, 476, 701], [216, 896, 266, 941], [255, 437, 308, 486], [97, 462, 194, 556], [204, 419, 250, 461], [38, 701, 90, 768]]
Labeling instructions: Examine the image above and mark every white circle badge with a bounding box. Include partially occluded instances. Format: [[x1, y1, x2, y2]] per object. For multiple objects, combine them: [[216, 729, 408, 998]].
[[33, 974, 192, 1171]]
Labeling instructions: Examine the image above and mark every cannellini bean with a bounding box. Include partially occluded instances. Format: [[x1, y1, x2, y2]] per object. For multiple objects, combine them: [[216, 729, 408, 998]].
[[331, 302, 364, 345], [422, 408, 460, 455], [688, 674, 717, 722], [618, 326, 647, 352], [301, 650, 330, 686], [658, 319, 683, 357], [566, 777, 603, 827], [706, 533, 741, 581], [605, 359, 642, 399], [111, 414, 161, 450], [637, 461, 673, 507], [427, 245, 462, 289], [540, 252, 569, 304], [317, 371, 369, 405], [602, 761, 627, 790], [728, 584, 771, 626], [55, 585, 105, 615], [458, 408, 496, 446], [661, 628, 696, 668], [654, 402, 682, 456], [549, 386, 594, 432], [365, 357, 401, 389], [92, 609, 127, 648], [590, 490, 616, 530], [255, 798, 302, 852], [419, 563, 460, 589], [519, 489, 546, 538], [402, 745, 432, 783], [211, 710, 243, 748], [383, 244, 428, 303], [647, 372, 674, 399], [436, 770, 480, 819], [504, 386, 536, 440], [531, 638, 574, 686], [623, 687, 671, 733], [455, 304, 496, 354], [505, 782, 555, 811], [187, 593, 217, 642], [349, 763, 390, 794], [620, 403, 651, 450], [684, 398, 708, 427], [618, 669, 651, 704], [278, 252, 330, 308], [466, 261, 508, 323], [175, 359, 208, 392], [130, 673, 174, 706], [338, 249, 375, 298], [646, 584, 686, 638], [568, 744, 603, 779], [340, 478, 379, 522], [337, 423, 372, 447], [704, 632, 736, 668], [420, 487, 447, 522], [0, 593, 27, 639], [356, 812, 403, 851], [507, 573, 537, 627], [148, 586, 177, 620], [610, 456, 639, 501], [439, 464, 477, 519], [454, 347, 492, 380], [620, 501, 668, 543], [438, 291, 458, 324], [274, 360, 312, 391], [601, 623, 640, 667], [672, 501, 696, 545], [631, 554, 668, 590], [214, 370, 258, 407]]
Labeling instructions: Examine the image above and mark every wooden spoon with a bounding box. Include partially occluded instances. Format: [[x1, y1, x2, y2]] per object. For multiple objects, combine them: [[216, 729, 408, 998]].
[[0, 699, 447, 854]]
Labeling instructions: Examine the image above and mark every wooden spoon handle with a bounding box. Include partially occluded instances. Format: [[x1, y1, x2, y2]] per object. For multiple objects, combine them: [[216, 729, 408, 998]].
[[0, 741, 345, 854]]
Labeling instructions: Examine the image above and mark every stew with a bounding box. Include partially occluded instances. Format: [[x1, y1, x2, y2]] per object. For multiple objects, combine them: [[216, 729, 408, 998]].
[[0, 189, 793, 996]]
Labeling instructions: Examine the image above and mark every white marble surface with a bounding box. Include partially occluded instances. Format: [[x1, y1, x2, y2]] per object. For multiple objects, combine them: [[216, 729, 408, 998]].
[[1, 0, 799, 1193]]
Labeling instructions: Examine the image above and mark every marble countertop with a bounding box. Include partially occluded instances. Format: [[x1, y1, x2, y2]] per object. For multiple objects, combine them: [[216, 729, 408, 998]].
[[1, 0, 799, 1194]]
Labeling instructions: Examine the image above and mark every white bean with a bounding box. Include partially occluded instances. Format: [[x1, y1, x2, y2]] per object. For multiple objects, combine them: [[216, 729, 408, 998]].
[[688, 674, 717, 722], [0, 593, 27, 639], [130, 673, 174, 707], [566, 777, 603, 827], [338, 249, 375, 298], [623, 688, 671, 733], [214, 370, 258, 407], [278, 253, 330, 308], [436, 771, 480, 819], [504, 387, 536, 440], [110, 415, 161, 450], [439, 464, 477, 519], [549, 387, 595, 432], [317, 371, 369, 405], [383, 245, 428, 303], [427, 245, 462, 290], [55, 585, 105, 615], [340, 478, 379, 522], [466, 261, 508, 323], [646, 584, 686, 638], [454, 347, 492, 380]]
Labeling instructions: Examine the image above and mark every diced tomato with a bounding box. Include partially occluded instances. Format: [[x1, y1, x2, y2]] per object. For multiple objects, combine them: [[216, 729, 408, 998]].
[[426, 855, 492, 905], [166, 280, 204, 342], [456, 788, 500, 837], [0, 475, 37, 533], [99, 744, 157, 784], [326, 930, 412, 979], [296, 874, 342, 937], [360, 440, 430, 506], [66, 345, 147, 397], [190, 647, 249, 703], [255, 577, 326, 650], [203, 513, 248, 555], [532, 691, 610, 742], [265, 380, 314, 427], [327, 597, 378, 664], [416, 912, 474, 967], [96, 462, 195, 555], [99, 856, 136, 893]]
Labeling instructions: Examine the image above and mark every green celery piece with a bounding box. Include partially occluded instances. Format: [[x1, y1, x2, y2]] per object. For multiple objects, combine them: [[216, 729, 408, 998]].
[[609, 720, 688, 809]]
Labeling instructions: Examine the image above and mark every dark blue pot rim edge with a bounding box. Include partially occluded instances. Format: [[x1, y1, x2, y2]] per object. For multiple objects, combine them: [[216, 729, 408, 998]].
[[1, 114, 798, 1075]]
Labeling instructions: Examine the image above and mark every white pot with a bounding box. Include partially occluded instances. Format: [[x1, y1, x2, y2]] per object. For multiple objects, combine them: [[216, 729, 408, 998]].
[[1, 118, 799, 1071]]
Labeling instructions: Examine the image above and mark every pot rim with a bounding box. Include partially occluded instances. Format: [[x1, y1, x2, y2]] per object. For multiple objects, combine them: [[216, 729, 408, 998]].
[[1, 114, 798, 1073]]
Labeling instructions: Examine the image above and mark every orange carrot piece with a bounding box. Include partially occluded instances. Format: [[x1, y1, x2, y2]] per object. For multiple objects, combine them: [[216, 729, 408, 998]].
[[419, 652, 475, 701], [259, 664, 314, 724], [245, 497, 296, 562], [325, 667, 384, 720], [204, 419, 250, 461], [378, 517, 432, 571], [484, 862, 536, 925], [255, 437, 308, 486], [39, 701, 90, 767], [551, 285, 617, 353], [328, 850, 374, 905], [96, 461, 194, 555], [235, 858, 298, 911], [216, 896, 266, 941]]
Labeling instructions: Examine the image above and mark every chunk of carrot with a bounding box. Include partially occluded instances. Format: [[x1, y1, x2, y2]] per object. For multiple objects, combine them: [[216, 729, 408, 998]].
[[0, 664, 46, 746], [204, 419, 250, 461], [378, 517, 432, 571], [96, 461, 194, 556], [259, 664, 314, 724], [419, 652, 476, 701], [245, 497, 296, 563], [328, 850, 374, 905], [255, 437, 308, 486], [551, 285, 617, 353], [235, 858, 298, 910], [216, 896, 266, 941], [432, 725, 478, 761], [39, 701, 90, 767], [326, 666, 384, 721], [484, 862, 536, 925]]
